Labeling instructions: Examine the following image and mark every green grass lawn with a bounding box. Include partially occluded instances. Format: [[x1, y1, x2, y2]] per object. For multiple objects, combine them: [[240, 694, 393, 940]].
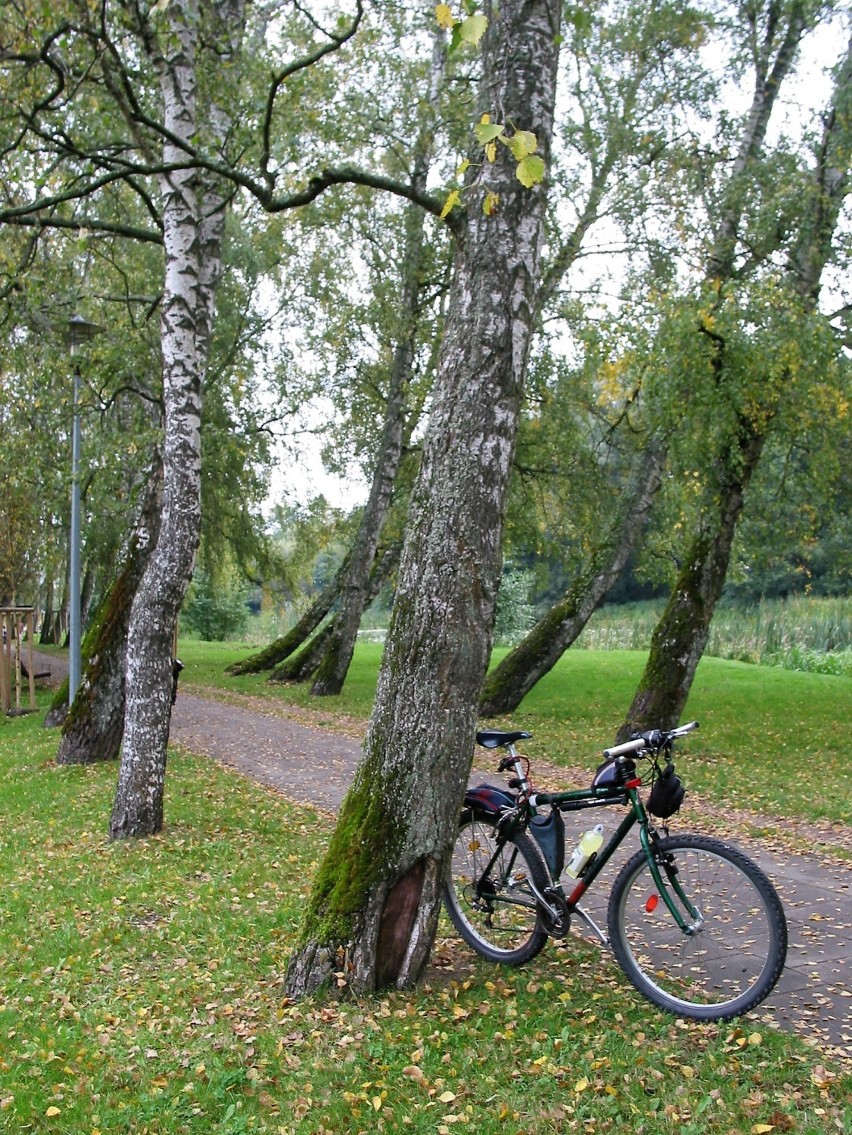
[[180, 640, 851, 826], [1, 703, 849, 1135]]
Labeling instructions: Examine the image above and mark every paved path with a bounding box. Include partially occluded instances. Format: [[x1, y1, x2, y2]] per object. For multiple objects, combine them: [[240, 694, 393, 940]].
[[169, 689, 852, 1062]]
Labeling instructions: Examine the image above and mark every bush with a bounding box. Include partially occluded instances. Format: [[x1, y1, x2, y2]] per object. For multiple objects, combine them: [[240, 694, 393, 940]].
[[181, 571, 250, 641]]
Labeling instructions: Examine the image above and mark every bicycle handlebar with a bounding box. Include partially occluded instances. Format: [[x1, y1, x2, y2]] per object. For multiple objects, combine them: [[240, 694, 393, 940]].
[[602, 720, 699, 759]]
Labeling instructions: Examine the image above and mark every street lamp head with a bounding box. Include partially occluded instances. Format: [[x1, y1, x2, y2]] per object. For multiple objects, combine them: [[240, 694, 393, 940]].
[[66, 313, 105, 352]]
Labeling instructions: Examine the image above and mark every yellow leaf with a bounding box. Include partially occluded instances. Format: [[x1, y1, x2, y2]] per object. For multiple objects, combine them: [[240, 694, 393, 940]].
[[440, 189, 461, 220], [574, 1077, 589, 1093], [439, 1090, 457, 1103], [372, 1096, 382, 1111], [516, 154, 546, 188], [506, 130, 538, 160], [483, 191, 500, 215], [681, 1065, 695, 1078], [751, 1126, 775, 1133], [456, 158, 470, 178], [485, 141, 497, 163], [45, 1107, 61, 1117], [748, 1032, 762, 1046], [435, 4, 455, 30]]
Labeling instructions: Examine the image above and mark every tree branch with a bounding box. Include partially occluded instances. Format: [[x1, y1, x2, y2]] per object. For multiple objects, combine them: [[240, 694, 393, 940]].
[[260, 0, 365, 190], [0, 212, 162, 244]]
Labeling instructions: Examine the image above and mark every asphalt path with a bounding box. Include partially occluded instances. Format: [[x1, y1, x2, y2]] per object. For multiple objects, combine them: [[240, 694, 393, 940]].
[[168, 689, 852, 1063]]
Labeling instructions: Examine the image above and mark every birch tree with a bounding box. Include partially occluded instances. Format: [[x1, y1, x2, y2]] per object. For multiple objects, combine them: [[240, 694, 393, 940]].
[[109, 0, 246, 836], [285, 0, 561, 996], [619, 9, 852, 737]]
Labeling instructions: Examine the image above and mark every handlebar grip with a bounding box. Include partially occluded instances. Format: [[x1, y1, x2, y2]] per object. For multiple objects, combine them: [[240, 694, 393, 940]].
[[673, 720, 699, 736], [602, 737, 644, 759]]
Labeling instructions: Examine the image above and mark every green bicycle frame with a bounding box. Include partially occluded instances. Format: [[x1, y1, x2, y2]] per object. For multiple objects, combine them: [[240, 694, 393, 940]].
[[522, 782, 701, 936]]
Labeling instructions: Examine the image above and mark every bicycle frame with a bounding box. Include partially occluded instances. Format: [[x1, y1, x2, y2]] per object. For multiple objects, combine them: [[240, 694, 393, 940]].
[[533, 786, 701, 937], [467, 750, 701, 945]]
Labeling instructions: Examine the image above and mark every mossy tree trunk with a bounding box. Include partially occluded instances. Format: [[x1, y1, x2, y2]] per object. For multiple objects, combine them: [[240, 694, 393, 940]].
[[224, 567, 344, 676], [55, 472, 161, 763], [480, 449, 665, 717], [271, 542, 400, 684], [285, 0, 561, 997], [618, 427, 766, 737]]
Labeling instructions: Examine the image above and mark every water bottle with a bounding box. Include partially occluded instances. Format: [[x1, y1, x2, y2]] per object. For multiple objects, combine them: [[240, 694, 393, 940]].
[[566, 823, 604, 878]]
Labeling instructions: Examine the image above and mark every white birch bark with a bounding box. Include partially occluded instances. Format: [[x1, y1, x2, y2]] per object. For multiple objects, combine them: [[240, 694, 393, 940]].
[[110, 0, 244, 837]]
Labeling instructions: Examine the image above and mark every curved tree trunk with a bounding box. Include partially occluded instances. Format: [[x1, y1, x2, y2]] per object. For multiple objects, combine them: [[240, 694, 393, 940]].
[[270, 621, 337, 683], [480, 448, 665, 716], [286, 0, 561, 997], [619, 24, 851, 740], [55, 470, 161, 763], [110, 0, 243, 838], [619, 427, 766, 736], [224, 566, 345, 676], [272, 541, 401, 683]]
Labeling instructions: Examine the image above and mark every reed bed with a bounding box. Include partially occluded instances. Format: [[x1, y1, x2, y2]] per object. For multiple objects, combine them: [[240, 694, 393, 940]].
[[576, 596, 852, 675]]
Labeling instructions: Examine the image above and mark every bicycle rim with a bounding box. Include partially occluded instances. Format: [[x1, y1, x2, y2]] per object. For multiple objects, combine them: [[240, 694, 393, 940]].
[[608, 835, 787, 1020], [444, 814, 549, 965]]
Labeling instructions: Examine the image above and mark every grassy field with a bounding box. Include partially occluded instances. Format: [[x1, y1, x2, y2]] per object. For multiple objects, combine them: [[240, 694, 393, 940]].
[[182, 641, 851, 827], [1, 702, 849, 1135]]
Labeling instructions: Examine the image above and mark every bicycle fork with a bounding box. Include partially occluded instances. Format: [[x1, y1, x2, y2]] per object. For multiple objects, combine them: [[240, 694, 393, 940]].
[[638, 824, 704, 935]]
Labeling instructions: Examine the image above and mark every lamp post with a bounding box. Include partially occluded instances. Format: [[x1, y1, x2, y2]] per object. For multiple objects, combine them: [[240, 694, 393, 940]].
[[66, 314, 104, 703]]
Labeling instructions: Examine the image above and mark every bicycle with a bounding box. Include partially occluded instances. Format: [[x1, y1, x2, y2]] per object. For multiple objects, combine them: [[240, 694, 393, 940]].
[[443, 721, 788, 1021]]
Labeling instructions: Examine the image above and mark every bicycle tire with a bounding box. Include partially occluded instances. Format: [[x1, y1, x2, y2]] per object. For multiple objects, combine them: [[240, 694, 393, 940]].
[[443, 811, 551, 965], [608, 834, 787, 1020]]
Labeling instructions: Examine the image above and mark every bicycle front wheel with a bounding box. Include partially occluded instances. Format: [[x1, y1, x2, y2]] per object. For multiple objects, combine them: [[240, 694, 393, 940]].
[[443, 811, 550, 966], [608, 834, 787, 1020]]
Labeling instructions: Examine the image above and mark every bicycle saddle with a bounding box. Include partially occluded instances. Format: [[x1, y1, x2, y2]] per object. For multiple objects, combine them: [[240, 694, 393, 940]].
[[476, 729, 532, 749]]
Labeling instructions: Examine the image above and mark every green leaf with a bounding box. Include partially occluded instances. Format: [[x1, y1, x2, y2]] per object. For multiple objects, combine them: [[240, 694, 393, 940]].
[[435, 4, 455, 29], [474, 122, 506, 145], [506, 130, 538, 161], [515, 155, 546, 188], [459, 14, 488, 45]]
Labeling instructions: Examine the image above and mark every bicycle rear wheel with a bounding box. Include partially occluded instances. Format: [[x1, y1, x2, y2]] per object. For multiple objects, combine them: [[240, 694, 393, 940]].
[[608, 834, 787, 1020], [444, 811, 550, 965]]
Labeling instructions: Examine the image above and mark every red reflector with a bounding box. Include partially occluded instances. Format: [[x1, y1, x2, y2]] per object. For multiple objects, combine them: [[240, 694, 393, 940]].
[[625, 777, 642, 789], [646, 894, 659, 913]]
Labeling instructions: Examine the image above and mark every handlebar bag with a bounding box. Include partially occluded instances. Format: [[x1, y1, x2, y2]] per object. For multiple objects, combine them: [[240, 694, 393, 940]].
[[647, 762, 685, 819]]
